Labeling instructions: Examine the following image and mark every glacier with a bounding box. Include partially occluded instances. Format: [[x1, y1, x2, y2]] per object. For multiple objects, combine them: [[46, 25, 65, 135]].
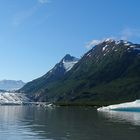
[[97, 100, 140, 112], [0, 92, 29, 105]]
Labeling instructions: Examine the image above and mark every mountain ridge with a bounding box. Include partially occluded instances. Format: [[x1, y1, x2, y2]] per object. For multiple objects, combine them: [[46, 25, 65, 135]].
[[20, 54, 79, 101], [20, 39, 140, 105]]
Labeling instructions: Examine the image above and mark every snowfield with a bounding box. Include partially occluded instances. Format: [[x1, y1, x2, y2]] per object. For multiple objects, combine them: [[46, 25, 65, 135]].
[[0, 92, 29, 105], [63, 59, 78, 72]]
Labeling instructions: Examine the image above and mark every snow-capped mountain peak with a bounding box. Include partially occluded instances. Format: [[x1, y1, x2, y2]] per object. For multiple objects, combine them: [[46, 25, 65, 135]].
[[104, 38, 115, 43], [97, 39, 140, 53], [63, 59, 78, 72], [62, 54, 79, 72], [47, 54, 79, 74], [84, 39, 140, 63]]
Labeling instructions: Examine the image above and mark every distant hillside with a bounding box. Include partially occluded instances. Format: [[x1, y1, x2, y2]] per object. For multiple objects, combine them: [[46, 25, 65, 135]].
[[20, 39, 140, 105], [0, 80, 25, 91]]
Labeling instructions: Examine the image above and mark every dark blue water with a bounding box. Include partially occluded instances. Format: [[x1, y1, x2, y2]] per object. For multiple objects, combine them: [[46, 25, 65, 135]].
[[0, 106, 140, 140]]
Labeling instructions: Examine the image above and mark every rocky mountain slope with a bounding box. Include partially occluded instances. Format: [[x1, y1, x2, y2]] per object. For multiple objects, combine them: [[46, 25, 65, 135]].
[[20, 54, 79, 101], [20, 39, 140, 105]]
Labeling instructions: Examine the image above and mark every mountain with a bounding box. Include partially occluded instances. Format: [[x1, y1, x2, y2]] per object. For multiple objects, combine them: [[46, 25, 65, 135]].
[[20, 54, 79, 101], [0, 80, 25, 91], [20, 39, 140, 105]]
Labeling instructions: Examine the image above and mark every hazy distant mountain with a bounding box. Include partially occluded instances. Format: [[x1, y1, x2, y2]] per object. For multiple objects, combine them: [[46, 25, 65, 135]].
[[20, 39, 140, 105], [0, 80, 25, 91]]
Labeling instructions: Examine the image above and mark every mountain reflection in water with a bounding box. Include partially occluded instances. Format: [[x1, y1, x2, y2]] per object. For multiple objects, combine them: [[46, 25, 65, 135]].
[[0, 106, 140, 140]]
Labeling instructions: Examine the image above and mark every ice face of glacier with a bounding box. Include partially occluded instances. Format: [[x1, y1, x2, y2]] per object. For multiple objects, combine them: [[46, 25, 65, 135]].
[[0, 92, 29, 105], [97, 100, 140, 112]]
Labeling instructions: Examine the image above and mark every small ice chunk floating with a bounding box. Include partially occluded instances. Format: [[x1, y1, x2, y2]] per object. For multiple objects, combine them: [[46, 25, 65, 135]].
[[97, 100, 140, 112]]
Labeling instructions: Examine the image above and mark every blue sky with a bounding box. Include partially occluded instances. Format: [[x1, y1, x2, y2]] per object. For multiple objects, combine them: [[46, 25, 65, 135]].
[[0, 0, 140, 82]]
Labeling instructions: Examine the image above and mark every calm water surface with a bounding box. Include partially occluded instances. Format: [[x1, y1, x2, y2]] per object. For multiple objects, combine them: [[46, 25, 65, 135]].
[[0, 106, 140, 140]]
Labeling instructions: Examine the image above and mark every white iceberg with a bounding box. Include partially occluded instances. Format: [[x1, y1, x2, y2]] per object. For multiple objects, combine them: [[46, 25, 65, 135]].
[[97, 100, 140, 112]]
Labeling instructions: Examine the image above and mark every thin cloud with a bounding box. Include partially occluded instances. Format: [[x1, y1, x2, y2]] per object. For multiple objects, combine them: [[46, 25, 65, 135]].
[[85, 28, 140, 49], [12, 5, 38, 26], [120, 28, 140, 40], [38, 0, 50, 4], [85, 36, 116, 49], [12, 1, 50, 26], [85, 40, 101, 49]]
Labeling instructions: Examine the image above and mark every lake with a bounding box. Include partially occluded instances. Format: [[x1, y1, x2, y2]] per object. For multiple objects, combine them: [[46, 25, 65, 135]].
[[0, 106, 140, 140]]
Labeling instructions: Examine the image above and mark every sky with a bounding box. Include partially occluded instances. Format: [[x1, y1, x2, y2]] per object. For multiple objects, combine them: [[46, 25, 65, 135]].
[[0, 0, 140, 82]]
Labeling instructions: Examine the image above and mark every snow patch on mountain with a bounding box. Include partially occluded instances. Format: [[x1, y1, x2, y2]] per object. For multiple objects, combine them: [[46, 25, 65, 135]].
[[124, 43, 131, 46], [61, 54, 79, 72], [102, 45, 108, 51], [99, 39, 140, 54], [63, 59, 78, 72], [86, 52, 91, 57], [104, 38, 115, 43], [115, 40, 121, 45]]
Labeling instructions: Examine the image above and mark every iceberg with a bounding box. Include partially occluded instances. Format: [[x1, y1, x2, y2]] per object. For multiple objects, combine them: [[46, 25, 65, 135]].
[[97, 100, 140, 112]]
